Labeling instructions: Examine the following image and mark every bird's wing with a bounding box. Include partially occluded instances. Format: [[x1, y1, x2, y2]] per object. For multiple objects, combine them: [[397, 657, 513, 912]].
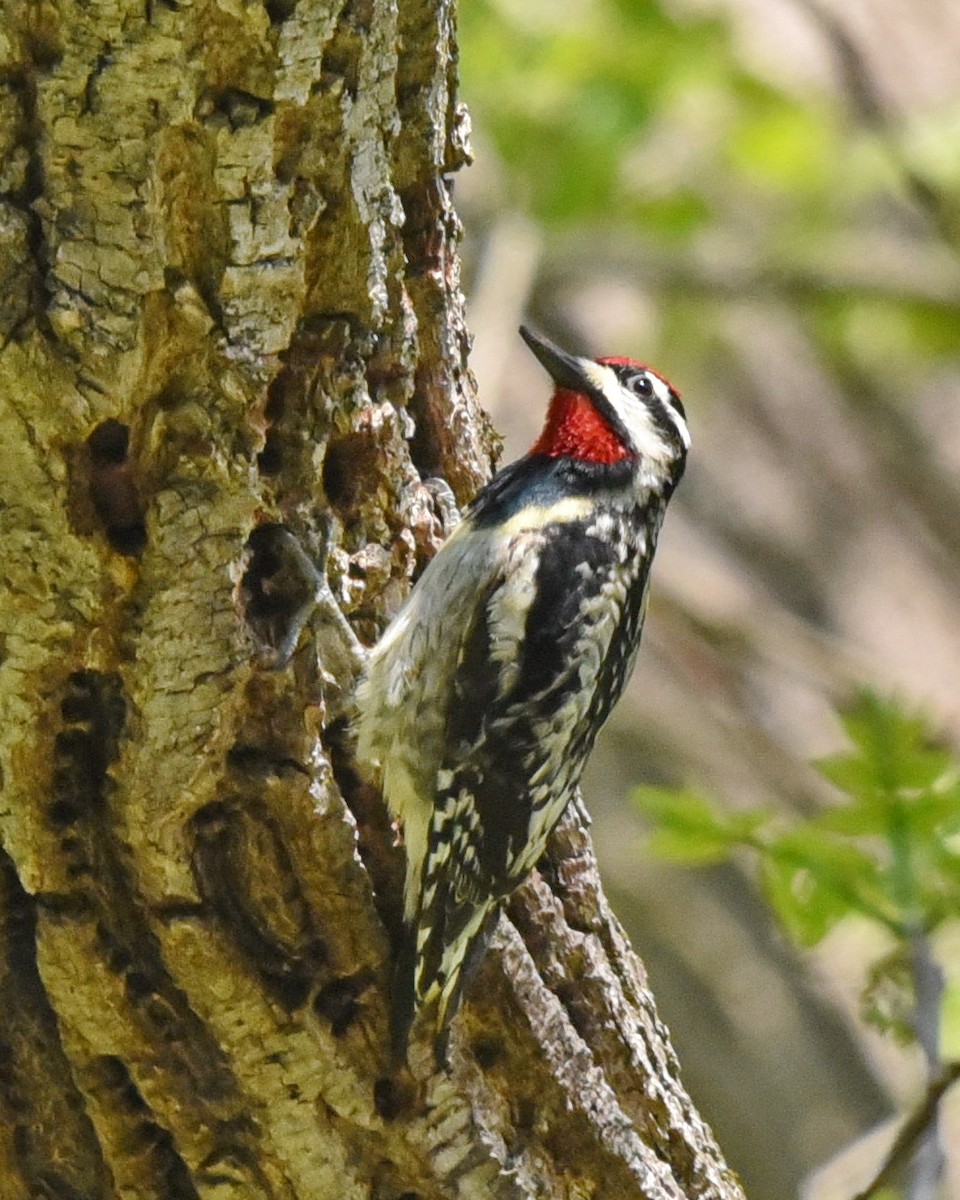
[[432, 519, 634, 897]]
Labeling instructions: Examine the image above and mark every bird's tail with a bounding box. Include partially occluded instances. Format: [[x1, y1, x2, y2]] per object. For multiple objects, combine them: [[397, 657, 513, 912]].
[[390, 883, 500, 1063]]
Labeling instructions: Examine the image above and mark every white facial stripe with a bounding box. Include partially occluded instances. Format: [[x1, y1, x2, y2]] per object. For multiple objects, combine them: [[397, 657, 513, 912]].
[[579, 358, 689, 458], [579, 359, 615, 393], [650, 373, 691, 450], [579, 360, 672, 465]]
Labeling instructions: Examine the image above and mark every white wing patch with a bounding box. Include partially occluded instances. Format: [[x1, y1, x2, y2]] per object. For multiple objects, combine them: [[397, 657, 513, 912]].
[[485, 538, 541, 699], [497, 494, 593, 537]]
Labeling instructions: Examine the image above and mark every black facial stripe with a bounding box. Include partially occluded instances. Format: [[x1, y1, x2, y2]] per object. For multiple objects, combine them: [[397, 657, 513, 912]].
[[555, 373, 635, 453], [588, 389, 634, 452], [647, 394, 686, 452], [613, 365, 648, 388], [614, 362, 684, 410]]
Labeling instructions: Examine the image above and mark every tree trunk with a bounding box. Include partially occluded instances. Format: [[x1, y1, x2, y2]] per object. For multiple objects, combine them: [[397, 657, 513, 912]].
[[0, 1, 745, 1196]]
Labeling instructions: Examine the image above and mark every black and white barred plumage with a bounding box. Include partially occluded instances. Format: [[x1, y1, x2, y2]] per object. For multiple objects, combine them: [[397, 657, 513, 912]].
[[356, 327, 689, 1058]]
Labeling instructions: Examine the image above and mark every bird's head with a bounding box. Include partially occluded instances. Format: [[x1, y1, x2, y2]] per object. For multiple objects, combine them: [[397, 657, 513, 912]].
[[521, 325, 689, 487]]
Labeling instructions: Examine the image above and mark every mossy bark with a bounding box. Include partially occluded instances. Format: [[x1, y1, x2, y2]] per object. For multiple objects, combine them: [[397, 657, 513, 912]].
[[0, 2, 744, 1196]]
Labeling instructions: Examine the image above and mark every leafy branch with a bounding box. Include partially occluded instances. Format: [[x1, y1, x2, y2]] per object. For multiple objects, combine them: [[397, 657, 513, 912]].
[[636, 692, 960, 948]]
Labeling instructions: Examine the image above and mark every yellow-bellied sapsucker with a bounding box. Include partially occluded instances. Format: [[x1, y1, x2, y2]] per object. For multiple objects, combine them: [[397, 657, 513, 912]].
[[356, 326, 689, 1058]]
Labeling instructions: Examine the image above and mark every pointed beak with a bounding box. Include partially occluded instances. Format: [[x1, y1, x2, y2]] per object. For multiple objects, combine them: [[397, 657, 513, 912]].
[[519, 325, 600, 395]]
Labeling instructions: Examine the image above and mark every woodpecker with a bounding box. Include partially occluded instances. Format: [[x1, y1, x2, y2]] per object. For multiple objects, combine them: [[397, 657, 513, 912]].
[[355, 325, 689, 1059]]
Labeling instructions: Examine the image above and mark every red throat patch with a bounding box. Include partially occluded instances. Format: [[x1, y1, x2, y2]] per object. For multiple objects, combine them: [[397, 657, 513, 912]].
[[531, 388, 631, 464]]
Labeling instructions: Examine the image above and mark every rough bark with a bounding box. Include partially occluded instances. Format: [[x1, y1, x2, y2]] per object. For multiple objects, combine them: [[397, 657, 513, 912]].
[[0, 1, 744, 1197]]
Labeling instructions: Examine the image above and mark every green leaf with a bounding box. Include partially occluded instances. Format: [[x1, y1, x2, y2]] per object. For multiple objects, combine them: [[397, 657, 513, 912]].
[[634, 786, 760, 864], [819, 690, 952, 800], [760, 827, 895, 943], [861, 949, 917, 1044], [759, 856, 845, 945], [809, 693, 960, 929], [815, 784, 960, 838]]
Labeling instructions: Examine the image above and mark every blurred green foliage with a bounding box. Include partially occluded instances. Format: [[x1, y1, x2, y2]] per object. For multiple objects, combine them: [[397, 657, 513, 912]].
[[635, 692, 960, 1045], [459, 0, 960, 369], [459, 5, 960, 1187], [459, 4, 960, 1188], [459, 0, 856, 234], [461, 3, 960, 994]]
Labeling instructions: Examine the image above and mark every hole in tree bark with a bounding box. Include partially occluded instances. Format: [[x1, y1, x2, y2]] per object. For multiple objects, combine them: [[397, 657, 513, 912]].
[[226, 743, 310, 779], [240, 524, 320, 660], [47, 799, 81, 828], [264, 0, 297, 25], [125, 970, 155, 1000], [313, 971, 373, 1036], [209, 88, 274, 130], [373, 1076, 412, 1122], [86, 420, 146, 556], [321, 41, 360, 101], [256, 363, 301, 477], [321, 433, 381, 515], [471, 1035, 505, 1070], [50, 671, 126, 832], [256, 430, 284, 475]]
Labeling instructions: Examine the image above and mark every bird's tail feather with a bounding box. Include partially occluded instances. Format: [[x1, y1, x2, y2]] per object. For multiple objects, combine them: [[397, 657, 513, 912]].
[[390, 883, 501, 1063]]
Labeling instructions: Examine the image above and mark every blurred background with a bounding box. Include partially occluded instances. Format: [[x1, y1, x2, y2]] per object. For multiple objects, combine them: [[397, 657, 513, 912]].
[[454, 1, 960, 1196]]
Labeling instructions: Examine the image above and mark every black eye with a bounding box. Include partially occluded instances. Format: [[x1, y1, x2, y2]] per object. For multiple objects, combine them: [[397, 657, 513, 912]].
[[630, 374, 653, 397]]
